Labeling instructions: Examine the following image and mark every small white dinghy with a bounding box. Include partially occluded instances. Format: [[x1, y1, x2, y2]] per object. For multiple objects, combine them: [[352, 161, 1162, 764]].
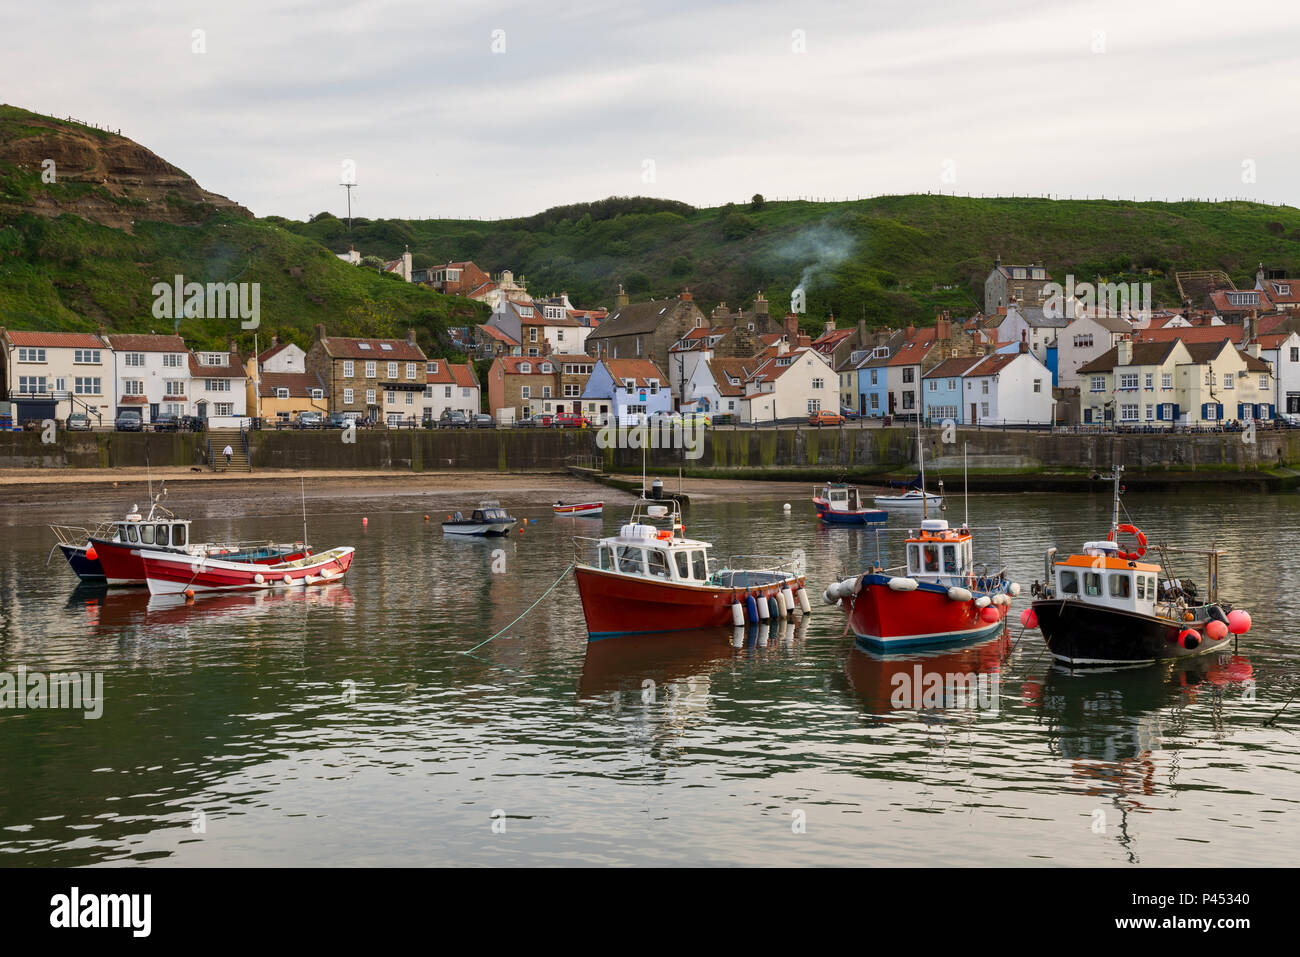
[[873, 489, 944, 508]]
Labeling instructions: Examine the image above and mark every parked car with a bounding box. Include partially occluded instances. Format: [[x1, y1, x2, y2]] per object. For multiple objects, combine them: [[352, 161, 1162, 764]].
[[1282, 413, 1300, 428], [552, 412, 590, 428], [296, 411, 324, 429], [680, 412, 712, 429], [152, 412, 179, 432], [517, 413, 553, 428], [839, 406, 861, 420], [325, 412, 349, 429], [809, 410, 845, 426], [177, 414, 205, 432], [115, 411, 143, 432], [470, 413, 495, 428], [439, 410, 470, 429], [65, 413, 92, 431]]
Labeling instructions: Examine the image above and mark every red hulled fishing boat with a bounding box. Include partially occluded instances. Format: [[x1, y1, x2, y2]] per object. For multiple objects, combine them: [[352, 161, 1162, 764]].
[[572, 498, 810, 639], [140, 546, 354, 596]]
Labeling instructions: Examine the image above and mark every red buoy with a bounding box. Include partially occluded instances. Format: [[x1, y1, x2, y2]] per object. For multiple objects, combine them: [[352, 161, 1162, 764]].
[[1179, 628, 1201, 650], [1227, 609, 1252, 635], [1206, 619, 1229, 641], [1019, 608, 1038, 629], [85, 546, 98, 562]]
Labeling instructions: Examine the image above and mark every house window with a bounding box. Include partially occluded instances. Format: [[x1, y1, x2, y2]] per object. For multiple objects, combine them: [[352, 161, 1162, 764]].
[[1291, 347, 1299, 363], [74, 349, 101, 364], [1260, 374, 1268, 389], [564, 384, 581, 397], [1144, 373, 1153, 390], [1090, 376, 1105, 393], [1145, 405, 1154, 421], [405, 392, 414, 405], [276, 388, 290, 399], [812, 378, 824, 389], [1033, 379, 1041, 393], [980, 402, 989, 417], [214, 403, 233, 416], [406, 362, 417, 380], [529, 328, 538, 342], [870, 394, 879, 409], [124, 352, 144, 367], [807, 399, 821, 413], [521, 386, 531, 399], [520, 362, 531, 374], [902, 368, 914, 383], [981, 380, 989, 395], [902, 392, 915, 410], [123, 379, 144, 395], [205, 379, 232, 392], [163, 354, 183, 368], [1120, 404, 1138, 421], [1223, 373, 1234, 390], [1204, 404, 1218, 421], [365, 361, 376, 378], [1119, 373, 1138, 391], [542, 386, 552, 398], [387, 362, 398, 378], [311, 389, 324, 400], [427, 361, 439, 374], [870, 370, 878, 385], [164, 380, 185, 397], [366, 389, 376, 405], [343, 360, 355, 378], [1162, 373, 1172, 390], [444, 386, 452, 398], [385, 391, 395, 404], [344, 388, 354, 404], [17, 347, 47, 363], [199, 353, 226, 366], [18, 375, 46, 393]]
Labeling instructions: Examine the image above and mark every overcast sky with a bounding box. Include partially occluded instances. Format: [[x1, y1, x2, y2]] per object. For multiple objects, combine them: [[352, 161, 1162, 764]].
[[5, 0, 1299, 221]]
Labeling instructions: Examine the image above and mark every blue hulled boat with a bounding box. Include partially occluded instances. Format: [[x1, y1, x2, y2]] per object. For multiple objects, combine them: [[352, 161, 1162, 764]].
[[812, 483, 887, 525]]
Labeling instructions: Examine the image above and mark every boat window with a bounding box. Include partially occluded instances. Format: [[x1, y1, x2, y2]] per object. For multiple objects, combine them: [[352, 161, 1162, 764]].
[[942, 545, 957, 574], [616, 546, 645, 575], [674, 551, 690, 578], [691, 550, 707, 580], [140, 524, 155, 545], [1083, 572, 1102, 597], [1060, 570, 1078, 594], [174, 524, 186, 546], [1136, 576, 1146, 600], [156, 524, 169, 546], [1148, 575, 1158, 598], [647, 549, 669, 578], [907, 544, 920, 573], [923, 545, 939, 572], [126, 524, 139, 544], [600, 547, 614, 571], [1109, 573, 1131, 599]]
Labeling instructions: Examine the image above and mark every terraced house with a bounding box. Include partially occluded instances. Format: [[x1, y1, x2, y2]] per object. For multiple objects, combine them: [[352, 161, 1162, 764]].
[[0, 329, 111, 425], [306, 325, 428, 424], [423, 358, 480, 421], [587, 291, 704, 362], [188, 344, 248, 428], [102, 333, 190, 426], [1078, 337, 1274, 426]]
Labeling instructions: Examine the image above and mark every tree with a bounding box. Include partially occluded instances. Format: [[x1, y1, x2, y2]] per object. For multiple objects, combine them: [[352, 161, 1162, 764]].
[[750, 193, 765, 211]]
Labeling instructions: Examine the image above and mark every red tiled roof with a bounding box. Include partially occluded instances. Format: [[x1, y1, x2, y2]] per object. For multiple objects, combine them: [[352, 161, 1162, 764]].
[[103, 334, 187, 352], [923, 355, 986, 379], [1260, 280, 1300, 305], [118, 395, 147, 404], [478, 324, 519, 345], [426, 360, 478, 388], [1136, 325, 1245, 344], [602, 359, 668, 386], [258, 341, 293, 363], [4, 330, 107, 349], [885, 329, 938, 366], [964, 353, 1019, 377], [1209, 289, 1272, 312]]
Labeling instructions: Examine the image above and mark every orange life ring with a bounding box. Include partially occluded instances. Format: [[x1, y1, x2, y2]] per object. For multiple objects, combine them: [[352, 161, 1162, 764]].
[[656, 529, 673, 540], [1108, 523, 1147, 560]]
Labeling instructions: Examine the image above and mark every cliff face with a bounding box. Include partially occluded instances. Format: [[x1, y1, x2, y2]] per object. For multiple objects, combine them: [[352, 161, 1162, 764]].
[[0, 105, 250, 230]]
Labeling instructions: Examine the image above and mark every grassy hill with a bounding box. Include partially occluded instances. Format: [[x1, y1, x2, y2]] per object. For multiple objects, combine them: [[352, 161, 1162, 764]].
[[0, 105, 486, 355], [279, 194, 1300, 329]]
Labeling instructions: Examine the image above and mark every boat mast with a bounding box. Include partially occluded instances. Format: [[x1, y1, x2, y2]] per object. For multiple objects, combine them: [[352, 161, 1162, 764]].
[[963, 441, 969, 528], [1111, 465, 1123, 540], [301, 476, 309, 549], [918, 415, 927, 519]]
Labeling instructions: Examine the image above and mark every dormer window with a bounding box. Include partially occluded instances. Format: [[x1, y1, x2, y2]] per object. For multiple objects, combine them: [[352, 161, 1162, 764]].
[[540, 363, 552, 373], [380, 343, 393, 351], [520, 362, 531, 374], [359, 343, 371, 350]]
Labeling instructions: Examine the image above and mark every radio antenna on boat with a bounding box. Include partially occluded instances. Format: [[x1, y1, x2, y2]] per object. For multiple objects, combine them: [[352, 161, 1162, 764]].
[[301, 476, 309, 549], [917, 414, 928, 519]]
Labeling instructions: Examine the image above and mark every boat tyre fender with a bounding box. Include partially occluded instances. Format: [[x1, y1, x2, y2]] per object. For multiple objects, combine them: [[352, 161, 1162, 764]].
[[1207, 604, 1229, 625]]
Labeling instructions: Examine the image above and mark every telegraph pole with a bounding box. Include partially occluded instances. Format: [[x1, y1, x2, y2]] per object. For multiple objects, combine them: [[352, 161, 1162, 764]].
[[340, 181, 357, 234]]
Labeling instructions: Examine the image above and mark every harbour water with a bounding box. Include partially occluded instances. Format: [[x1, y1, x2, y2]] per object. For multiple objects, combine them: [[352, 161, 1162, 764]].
[[0, 479, 1295, 866]]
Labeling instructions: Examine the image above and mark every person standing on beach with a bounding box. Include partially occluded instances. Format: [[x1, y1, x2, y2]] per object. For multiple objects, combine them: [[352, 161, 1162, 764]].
[[223, 443, 233, 468]]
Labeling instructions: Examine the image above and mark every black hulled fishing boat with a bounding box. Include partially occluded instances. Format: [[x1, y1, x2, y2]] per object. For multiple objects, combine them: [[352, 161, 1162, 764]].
[[1025, 466, 1253, 666]]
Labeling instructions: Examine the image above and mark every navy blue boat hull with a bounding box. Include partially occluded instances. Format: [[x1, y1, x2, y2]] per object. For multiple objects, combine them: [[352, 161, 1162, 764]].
[[58, 543, 107, 582]]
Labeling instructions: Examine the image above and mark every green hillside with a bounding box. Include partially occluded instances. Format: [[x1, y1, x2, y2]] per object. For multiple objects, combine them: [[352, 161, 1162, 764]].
[[279, 194, 1300, 328], [0, 105, 486, 356]]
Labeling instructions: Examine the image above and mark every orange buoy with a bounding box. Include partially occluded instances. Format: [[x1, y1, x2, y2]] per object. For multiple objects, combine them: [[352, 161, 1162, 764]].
[[85, 546, 98, 562], [424, 515, 429, 522], [362, 517, 368, 526], [184, 588, 195, 598]]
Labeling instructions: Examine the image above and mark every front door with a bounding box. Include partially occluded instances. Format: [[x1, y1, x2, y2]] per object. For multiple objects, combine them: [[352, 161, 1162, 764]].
[[196, 399, 208, 422], [888, 393, 896, 414], [149, 403, 159, 423], [970, 403, 977, 424]]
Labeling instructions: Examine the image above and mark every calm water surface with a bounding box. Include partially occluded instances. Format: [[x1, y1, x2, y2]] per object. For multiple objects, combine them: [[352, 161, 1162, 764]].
[[0, 479, 1296, 866]]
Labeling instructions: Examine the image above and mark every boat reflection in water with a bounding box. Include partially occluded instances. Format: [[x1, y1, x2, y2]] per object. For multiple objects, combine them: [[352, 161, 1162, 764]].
[[1025, 652, 1255, 863], [844, 627, 1010, 720], [579, 616, 807, 699], [72, 582, 355, 637]]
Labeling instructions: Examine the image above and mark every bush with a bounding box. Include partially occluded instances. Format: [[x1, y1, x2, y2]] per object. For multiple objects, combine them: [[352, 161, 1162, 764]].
[[721, 212, 757, 240]]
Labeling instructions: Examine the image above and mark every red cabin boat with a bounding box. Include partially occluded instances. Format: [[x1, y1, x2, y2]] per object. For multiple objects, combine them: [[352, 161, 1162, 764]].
[[572, 499, 810, 639], [827, 518, 1019, 650]]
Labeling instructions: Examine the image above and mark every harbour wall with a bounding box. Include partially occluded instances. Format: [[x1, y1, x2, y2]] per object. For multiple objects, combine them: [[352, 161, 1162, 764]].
[[2, 427, 1298, 487]]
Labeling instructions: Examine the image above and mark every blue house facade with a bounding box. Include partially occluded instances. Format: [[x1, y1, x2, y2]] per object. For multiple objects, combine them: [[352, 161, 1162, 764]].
[[921, 356, 985, 424], [581, 359, 673, 425]]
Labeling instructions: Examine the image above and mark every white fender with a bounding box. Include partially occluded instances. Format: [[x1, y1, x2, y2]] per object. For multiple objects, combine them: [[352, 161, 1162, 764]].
[[731, 602, 745, 627], [974, 595, 991, 608], [757, 593, 770, 620], [822, 589, 838, 605], [887, 577, 919, 592], [797, 587, 812, 614], [1008, 581, 1021, 597], [947, 586, 973, 602]]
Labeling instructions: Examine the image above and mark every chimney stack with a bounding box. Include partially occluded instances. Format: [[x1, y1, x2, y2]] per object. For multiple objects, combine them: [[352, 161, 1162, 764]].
[[616, 284, 629, 307], [1118, 336, 1133, 366], [315, 323, 327, 342], [407, 327, 417, 345], [755, 291, 769, 318], [784, 312, 799, 343], [679, 289, 693, 302]]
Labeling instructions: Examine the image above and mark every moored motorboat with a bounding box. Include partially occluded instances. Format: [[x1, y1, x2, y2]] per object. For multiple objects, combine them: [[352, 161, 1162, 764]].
[[813, 483, 887, 525], [60, 493, 309, 586], [1026, 466, 1253, 666], [872, 488, 944, 509], [141, 546, 355, 595], [442, 501, 518, 536], [826, 518, 1018, 650], [572, 498, 810, 639], [553, 501, 604, 517]]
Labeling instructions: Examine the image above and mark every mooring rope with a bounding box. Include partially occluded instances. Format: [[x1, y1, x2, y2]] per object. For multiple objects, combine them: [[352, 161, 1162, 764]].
[[462, 562, 575, 655]]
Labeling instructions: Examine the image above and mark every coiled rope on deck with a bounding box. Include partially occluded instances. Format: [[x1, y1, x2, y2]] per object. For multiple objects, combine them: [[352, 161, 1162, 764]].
[[462, 563, 575, 655]]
